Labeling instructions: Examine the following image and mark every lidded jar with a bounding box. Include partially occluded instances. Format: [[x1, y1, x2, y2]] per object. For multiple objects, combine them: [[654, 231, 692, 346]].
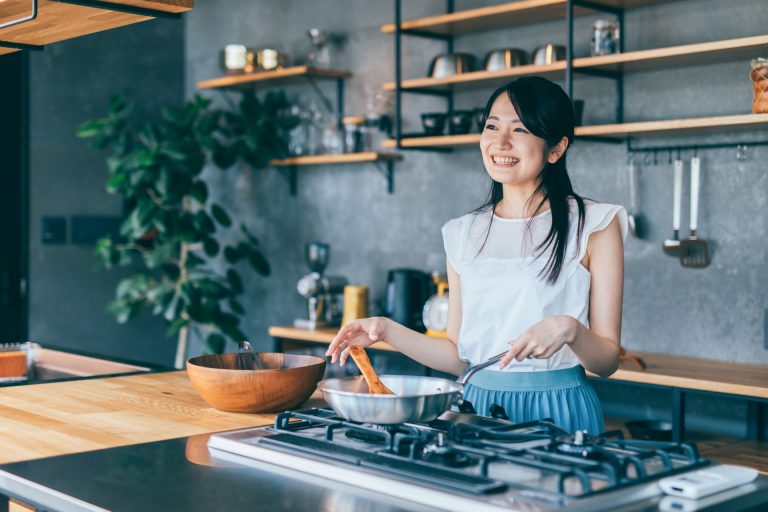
[[591, 19, 620, 56]]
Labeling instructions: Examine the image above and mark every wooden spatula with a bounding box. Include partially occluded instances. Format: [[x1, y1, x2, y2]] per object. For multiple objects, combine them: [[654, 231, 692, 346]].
[[348, 346, 395, 395]]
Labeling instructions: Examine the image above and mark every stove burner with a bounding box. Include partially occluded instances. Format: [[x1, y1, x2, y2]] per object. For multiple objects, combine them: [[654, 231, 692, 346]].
[[555, 430, 603, 456], [422, 443, 476, 468], [345, 427, 391, 445]]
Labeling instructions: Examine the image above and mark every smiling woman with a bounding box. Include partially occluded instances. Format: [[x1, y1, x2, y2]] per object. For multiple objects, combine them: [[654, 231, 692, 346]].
[[326, 77, 627, 435]]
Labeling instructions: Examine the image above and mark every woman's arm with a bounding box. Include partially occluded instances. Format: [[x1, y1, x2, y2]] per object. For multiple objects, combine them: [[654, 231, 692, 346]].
[[501, 216, 623, 378], [325, 259, 467, 375], [569, 215, 623, 377]]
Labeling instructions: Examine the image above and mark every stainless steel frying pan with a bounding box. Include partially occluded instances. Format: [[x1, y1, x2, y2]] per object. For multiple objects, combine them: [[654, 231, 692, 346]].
[[317, 352, 505, 424]]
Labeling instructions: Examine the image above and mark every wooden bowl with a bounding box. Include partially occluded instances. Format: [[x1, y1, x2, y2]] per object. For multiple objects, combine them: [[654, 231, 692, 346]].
[[186, 353, 326, 413]]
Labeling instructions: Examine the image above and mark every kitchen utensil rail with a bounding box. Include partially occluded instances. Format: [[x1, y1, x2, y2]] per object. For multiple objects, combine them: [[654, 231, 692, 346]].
[[626, 139, 768, 155]]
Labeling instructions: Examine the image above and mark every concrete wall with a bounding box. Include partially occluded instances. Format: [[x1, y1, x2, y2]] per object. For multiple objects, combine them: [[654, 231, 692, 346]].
[[28, 18, 185, 366], [184, 0, 768, 434]]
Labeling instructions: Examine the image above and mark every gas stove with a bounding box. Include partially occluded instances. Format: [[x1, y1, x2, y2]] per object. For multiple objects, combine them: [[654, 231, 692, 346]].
[[207, 408, 764, 512]]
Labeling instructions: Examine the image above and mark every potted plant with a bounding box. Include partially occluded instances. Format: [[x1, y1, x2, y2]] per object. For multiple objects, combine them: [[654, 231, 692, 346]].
[[77, 91, 297, 368]]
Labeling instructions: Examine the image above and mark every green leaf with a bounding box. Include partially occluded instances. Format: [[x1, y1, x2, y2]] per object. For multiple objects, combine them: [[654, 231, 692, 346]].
[[205, 333, 226, 355], [226, 269, 243, 293], [76, 119, 104, 139], [248, 250, 271, 276], [194, 211, 215, 235], [223, 245, 242, 264], [211, 204, 231, 227], [203, 237, 219, 257], [166, 317, 188, 337], [190, 181, 208, 204], [228, 298, 245, 315], [106, 172, 127, 193]]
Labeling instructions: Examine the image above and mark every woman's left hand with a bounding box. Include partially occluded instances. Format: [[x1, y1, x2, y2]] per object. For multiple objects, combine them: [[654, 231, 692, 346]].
[[500, 316, 579, 368]]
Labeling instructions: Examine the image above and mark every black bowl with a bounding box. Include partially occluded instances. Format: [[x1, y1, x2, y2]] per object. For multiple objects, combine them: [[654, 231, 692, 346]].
[[449, 110, 474, 135], [421, 113, 447, 136], [625, 420, 673, 441]]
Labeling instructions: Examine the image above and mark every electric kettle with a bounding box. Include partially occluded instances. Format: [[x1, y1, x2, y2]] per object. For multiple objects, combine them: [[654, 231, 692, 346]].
[[384, 269, 432, 332]]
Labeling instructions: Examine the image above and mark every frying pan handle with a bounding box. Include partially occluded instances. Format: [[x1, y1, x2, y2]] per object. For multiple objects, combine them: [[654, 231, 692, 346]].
[[457, 351, 507, 386]]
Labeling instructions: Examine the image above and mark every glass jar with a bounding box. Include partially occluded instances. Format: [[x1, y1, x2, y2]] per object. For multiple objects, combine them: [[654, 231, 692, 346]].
[[342, 117, 364, 153], [591, 19, 620, 56], [751, 58, 768, 114]]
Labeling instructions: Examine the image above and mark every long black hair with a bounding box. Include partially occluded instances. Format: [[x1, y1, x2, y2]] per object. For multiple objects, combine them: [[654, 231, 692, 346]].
[[474, 76, 585, 284]]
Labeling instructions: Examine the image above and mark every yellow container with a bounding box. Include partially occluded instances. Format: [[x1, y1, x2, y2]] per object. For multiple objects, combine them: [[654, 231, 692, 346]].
[[342, 285, 369, 326]]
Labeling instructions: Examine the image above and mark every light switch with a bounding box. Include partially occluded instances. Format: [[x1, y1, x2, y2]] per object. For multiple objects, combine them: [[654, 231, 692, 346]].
[[41, 217, 67, 245]]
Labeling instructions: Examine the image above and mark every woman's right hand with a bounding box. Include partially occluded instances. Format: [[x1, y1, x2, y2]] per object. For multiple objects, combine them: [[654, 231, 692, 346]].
[[325, 317, 391, 365]]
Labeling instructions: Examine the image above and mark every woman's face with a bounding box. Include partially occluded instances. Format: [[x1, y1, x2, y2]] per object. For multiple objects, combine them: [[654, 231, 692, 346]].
[[480, 94, 551, 188]]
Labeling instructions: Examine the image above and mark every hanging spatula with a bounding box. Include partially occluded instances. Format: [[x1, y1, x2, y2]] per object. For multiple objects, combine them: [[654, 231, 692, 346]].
[[679, 156, 711, 268]]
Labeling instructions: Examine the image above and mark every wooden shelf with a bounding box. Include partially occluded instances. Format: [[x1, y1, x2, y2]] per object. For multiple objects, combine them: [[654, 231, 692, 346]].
[[382, 114, 768, 148], [0, 0, 192, 47], [380, 0, 668, 36], [382, 133, 480, 149], [382, 62, 566, 92], [383, 35, 768, 92], [197, 66, 352, 90], [270, 152, 402, 167], [573, 34, 768, 73], [577, 113, 768, 139]]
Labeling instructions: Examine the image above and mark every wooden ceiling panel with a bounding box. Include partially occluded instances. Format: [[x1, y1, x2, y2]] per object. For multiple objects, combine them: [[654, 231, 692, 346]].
[[0, 0, 193, 47]]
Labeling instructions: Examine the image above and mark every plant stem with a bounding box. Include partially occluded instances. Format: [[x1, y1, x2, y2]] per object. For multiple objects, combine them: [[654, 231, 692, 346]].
[[174, 197, 192, 368]]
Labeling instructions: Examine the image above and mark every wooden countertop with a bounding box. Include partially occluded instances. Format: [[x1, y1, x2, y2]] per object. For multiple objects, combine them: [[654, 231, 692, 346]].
[[0, 371, 320, 465], [270, 326, 768, 399]]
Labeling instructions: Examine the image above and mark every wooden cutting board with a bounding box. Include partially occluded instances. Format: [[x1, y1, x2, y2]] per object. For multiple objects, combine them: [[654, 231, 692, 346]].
[[0, 371, 323, 464]]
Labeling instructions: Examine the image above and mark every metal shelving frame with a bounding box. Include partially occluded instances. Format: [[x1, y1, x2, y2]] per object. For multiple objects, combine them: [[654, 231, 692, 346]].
[[391, 0, 629, 151]]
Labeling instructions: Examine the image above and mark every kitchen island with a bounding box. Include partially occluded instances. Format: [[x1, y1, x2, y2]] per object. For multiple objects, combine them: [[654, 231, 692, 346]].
[[2, 370, 768, 512], [0, 370, 437, 512]]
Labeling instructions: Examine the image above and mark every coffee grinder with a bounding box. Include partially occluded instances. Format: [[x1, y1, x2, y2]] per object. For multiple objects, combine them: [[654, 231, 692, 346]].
[[293, 242, 348, 330]]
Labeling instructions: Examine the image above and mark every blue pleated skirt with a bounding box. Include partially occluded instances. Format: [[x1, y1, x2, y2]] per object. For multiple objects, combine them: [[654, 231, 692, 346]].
[[463, 365, 604, 435]]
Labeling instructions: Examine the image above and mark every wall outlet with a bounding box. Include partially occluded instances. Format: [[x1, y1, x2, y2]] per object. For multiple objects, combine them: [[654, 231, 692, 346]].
[[41, 217, 67, 245]]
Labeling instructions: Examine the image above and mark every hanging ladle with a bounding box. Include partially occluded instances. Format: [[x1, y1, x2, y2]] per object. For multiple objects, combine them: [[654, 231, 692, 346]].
[[627, 158, 645, 238], [662, 157, 683, 256]]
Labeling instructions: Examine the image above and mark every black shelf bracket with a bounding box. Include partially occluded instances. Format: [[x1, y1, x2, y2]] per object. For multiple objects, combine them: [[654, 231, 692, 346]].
[[304, 75, 345, 128], [0, 41, 44, 51], [566, 0, 624, 125], [372, 161, 395, 194], [280, 166, 298, 196], [50, 0, 183, 19], [393, 0, 455, 152]]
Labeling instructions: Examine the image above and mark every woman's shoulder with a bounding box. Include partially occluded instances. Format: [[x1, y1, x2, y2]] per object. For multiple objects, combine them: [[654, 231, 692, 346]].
[[570, 198, 627, 240], [442, 209, 491, 234]]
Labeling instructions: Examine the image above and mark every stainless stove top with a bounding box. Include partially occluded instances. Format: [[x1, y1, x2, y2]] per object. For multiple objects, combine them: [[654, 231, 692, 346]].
[[207, 408, 768, 512]]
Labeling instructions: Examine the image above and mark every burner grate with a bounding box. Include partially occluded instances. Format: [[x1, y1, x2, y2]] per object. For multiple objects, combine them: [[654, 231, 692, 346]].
[[269, 408, 710, 500]]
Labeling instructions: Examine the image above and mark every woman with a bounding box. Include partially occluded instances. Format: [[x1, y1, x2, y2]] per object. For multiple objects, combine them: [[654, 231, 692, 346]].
[[325, 76, 626, 434]]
